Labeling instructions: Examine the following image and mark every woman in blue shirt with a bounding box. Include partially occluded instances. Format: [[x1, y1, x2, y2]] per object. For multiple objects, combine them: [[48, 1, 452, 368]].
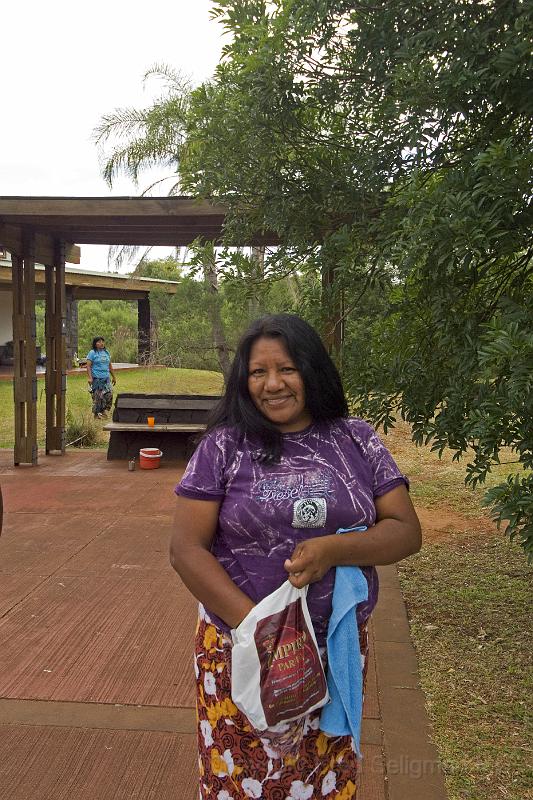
[[86, 337, 116, 419]]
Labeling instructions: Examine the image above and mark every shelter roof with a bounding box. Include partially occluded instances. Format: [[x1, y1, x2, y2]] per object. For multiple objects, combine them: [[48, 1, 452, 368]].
[[0, 196, 277, 263], [0, 260, 178, 301]]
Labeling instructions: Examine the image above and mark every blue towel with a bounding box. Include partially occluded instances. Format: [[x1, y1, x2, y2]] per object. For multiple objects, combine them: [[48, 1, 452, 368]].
[[319, 526, 368, 757]]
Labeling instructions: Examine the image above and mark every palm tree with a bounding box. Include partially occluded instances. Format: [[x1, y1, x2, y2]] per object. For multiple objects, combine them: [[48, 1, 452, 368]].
[[94, 63, 189, 194], [93, 64, 232, 380]]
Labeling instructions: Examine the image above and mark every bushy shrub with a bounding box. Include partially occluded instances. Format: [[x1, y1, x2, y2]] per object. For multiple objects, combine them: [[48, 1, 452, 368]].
[[65, 411, 101, 447]]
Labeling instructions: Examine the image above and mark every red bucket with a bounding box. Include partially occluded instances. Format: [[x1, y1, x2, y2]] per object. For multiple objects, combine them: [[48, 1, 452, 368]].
[[139, 447, 163, 469]]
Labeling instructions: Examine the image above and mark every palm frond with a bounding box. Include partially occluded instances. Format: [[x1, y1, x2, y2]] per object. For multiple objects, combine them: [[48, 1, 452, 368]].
[[93, 107, 152, 145], [95, 96, 188, 187], [140, 175, 180, 196], [143, 63, 192, 94], [95, 63, 191, 191]]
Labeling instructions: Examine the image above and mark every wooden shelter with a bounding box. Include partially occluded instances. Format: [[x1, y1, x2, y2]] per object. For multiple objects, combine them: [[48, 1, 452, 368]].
[[0, 195, 274, 467], [0, 262, 179, 368]]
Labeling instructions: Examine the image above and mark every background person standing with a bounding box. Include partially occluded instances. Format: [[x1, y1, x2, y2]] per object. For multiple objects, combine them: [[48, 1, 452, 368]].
[[86, 336, 116, 419]]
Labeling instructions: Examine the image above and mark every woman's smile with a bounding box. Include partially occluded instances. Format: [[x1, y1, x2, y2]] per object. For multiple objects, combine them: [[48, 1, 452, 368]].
[[248, 337, 312, 432], [264, 395, 292, 406]]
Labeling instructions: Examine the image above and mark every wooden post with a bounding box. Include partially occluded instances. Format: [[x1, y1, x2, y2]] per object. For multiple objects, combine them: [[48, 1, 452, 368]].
[[12, 231, 38, 465], [45, 262, 55, 451], [137, 297, 151, 364], [65, 287, 78, 369], [45, 240, 67, 454]]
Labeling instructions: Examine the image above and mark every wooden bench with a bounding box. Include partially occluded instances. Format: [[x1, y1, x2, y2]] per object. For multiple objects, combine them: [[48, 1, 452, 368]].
[[104, 393, 221, 461]]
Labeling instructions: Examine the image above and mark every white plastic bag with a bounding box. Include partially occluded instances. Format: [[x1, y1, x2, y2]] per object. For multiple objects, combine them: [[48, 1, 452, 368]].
[[231, 580, 329, 732]]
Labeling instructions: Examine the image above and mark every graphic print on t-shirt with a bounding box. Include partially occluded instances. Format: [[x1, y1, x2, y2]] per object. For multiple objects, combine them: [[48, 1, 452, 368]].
[[252, 471, 332, 528], [292, 497, 327, 528], [253, 471, 333, 503]]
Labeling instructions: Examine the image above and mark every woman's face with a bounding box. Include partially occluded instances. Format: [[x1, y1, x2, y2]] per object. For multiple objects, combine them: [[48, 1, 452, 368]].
[[95, 339, 105, 350], [247, 336, 312, 433]]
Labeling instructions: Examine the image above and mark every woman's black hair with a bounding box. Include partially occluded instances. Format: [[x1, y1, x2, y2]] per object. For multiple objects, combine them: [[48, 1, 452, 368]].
[[91, 336, 109, 354], [206, 314, 348, 463]]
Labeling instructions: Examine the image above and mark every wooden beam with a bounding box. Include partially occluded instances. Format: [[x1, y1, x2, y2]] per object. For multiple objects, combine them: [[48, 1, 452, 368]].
[[0, 196, 228, 218], [59, 272, 175, 292], [12, 232, 38, 465], [62, 232, 229, 246], [0, 196, 281, 247], [0, 216, 227, 229], [0, 223, 80, 264], [72, 287, 148, 301]]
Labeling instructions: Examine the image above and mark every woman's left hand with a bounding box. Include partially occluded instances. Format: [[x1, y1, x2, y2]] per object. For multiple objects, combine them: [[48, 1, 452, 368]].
[[284, 536, 334, 588]]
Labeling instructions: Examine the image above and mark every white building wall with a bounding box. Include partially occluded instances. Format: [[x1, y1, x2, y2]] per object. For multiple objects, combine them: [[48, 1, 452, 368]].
[[0, 292, 12, 345]]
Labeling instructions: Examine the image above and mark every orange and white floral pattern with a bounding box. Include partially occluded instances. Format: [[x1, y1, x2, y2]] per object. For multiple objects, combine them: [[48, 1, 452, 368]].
[[195, 612, 369, 800]]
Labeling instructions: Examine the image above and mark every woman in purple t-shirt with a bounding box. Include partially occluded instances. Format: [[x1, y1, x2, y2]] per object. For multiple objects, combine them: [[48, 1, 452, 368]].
[[170, 314, 421, 800]]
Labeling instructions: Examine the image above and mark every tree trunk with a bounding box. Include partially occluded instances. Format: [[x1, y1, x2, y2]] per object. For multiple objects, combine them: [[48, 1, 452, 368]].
[[203, 250, 232, 384], [248, 246, 265, 318], [321, 261, 344, 363]]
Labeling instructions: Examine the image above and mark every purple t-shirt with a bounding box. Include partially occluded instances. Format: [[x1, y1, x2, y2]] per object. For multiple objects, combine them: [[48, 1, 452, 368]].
[[175, 417, 408, 646]]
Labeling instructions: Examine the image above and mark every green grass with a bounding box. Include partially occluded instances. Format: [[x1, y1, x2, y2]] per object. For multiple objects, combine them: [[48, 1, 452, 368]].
[[398, 535, 533, 800], [381, 423, 533, 800], [0, 367, 223, 448]]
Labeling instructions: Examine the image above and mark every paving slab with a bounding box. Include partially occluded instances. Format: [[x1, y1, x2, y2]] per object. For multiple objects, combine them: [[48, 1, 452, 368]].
[[0, 572, 52, 618], [54, 516, 175, 578], [0, 512, 110, 576], [0, 725, 198, 800], [2, 475, 161, 514], [0, 574, 196, 707], [0, 698, 196, 734]]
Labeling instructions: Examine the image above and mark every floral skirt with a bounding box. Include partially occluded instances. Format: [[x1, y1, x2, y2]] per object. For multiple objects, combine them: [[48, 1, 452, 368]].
[[90, 377, 113, 416], [195, 608, 369, 800]]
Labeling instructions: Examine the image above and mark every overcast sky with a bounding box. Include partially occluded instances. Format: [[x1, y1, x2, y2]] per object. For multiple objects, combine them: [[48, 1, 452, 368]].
[[2, 0, 225, 271]]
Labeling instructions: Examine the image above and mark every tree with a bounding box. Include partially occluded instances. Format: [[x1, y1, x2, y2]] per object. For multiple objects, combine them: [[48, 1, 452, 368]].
[[78, 300, 138, 363], [94, 64, 190, 194], [179, 0, 533, 557], [131, 253, 303, 373], [94, 68, 237, 377]]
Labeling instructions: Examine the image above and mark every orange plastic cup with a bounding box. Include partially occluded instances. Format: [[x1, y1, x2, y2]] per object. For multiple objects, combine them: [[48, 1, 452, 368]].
[[147, 416, 155, 427]]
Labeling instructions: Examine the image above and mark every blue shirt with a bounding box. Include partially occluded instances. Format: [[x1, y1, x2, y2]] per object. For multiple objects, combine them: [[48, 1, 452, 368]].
[[87, 349, 111, 379]]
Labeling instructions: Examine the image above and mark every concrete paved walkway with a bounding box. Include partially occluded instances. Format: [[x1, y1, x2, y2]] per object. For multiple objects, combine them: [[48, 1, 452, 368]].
[[0, 450, 448, 800]]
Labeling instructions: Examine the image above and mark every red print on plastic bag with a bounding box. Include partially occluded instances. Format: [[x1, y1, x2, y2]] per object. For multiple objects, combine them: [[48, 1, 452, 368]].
[[255, 597, 328, 726]]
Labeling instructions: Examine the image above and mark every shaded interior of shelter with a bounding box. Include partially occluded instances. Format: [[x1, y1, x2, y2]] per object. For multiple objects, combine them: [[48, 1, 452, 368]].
[[0, 254, 180, 372]]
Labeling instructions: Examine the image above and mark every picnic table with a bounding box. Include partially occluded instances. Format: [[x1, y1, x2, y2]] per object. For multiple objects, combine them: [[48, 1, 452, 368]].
[[104, 393, 221, 460]]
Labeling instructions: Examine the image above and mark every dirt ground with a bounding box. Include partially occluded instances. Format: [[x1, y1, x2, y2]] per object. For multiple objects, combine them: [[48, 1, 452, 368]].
[[380, 420, 499, 544]]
